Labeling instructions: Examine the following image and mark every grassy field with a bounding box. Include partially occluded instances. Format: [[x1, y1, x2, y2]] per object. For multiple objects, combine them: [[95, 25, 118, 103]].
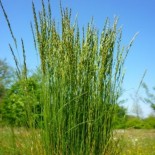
[[0, 127, 44, 155], [0, 127, 155, 155], [114, 129, 155, 155]]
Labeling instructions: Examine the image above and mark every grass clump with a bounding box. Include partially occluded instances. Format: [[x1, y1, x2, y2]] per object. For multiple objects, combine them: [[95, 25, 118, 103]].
[[0, 0, 136, 154]]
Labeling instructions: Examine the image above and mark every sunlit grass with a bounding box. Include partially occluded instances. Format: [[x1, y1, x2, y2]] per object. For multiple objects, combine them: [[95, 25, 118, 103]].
[[115, 129, 155, 155], [0, 127, 44, 155], [1, 128, 155, 155], [0, 0, 137, 154]]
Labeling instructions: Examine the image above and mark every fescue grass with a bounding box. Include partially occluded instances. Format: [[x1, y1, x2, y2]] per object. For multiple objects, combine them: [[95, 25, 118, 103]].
[[0, 0, 137, 154]]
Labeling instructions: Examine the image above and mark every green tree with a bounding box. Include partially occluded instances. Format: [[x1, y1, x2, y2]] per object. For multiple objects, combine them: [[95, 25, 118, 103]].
[[0, 59, 14, 122], [0, 59, 13, 102], [125, 115, 145, 129], [0, 83, 5, 104], [144, 115, 155, 129], [142, 83, 155, 112], [1, 73, 42, 127], [0, 59, 13, 85], [114, 105, 127, 128]]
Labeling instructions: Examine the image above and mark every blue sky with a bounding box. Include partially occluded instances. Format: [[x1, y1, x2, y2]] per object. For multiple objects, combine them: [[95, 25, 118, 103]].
[[0, 0, 155, 117]]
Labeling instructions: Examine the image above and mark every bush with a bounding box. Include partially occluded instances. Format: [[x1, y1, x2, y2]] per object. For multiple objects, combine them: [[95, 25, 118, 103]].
[[1, 77, 42, 127], [144, 115, 155, 129], [125, 116, 145, 129]]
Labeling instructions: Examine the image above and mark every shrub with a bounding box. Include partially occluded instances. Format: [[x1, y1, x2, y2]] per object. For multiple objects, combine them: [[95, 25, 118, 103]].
[[1, 77, 42, 127], [125, 116, 145, 129], [144, 115, 155, 129]]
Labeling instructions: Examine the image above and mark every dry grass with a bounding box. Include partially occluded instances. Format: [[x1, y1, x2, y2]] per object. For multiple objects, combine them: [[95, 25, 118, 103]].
[[0, 127, 44, 155], [114, 129, 155, 155]]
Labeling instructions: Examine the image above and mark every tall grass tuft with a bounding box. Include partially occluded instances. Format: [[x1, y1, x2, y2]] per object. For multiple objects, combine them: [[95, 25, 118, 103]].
[[0, 0, 136, 154], [32, 1, 134, 154]]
